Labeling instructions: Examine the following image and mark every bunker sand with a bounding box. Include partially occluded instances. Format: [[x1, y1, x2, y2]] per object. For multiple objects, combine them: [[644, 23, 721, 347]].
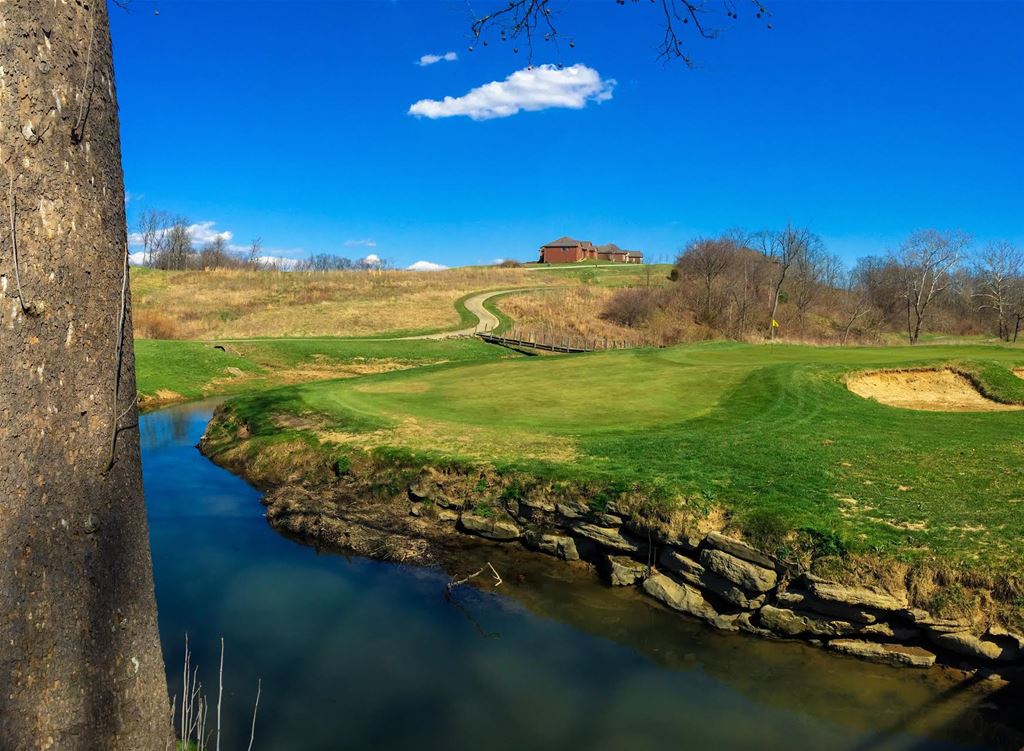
[[847, 369, 1023, 412]]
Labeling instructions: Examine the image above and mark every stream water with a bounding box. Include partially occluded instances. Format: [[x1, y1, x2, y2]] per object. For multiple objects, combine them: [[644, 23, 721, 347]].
[[143, 401, 1024, 750]]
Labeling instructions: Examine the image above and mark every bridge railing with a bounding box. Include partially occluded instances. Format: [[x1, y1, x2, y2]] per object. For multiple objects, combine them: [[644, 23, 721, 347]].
[[474, 324, 640, 353]]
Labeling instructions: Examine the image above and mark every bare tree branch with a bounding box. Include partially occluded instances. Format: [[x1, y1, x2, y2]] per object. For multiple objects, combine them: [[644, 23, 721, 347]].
[[467, 0, 771, 66]]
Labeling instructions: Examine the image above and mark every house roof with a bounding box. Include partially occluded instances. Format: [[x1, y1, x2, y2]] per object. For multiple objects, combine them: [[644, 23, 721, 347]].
[[542, 236, 583, 248], [540, 237, 640, 256]]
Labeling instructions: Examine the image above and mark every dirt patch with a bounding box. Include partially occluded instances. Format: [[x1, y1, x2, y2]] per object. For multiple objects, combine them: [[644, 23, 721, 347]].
[[847, 369, 1023, 412], [139, 388, 186, 411], [273, 414, 322, 430], [318, 416, 579, 463], [1014, 368, 1024, 380], [204, 360, 415, 395]]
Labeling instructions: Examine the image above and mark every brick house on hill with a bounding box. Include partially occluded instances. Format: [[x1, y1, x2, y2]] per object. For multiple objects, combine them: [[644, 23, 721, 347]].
[[539, 236, 593, 264], [538, 236, 643, 264]]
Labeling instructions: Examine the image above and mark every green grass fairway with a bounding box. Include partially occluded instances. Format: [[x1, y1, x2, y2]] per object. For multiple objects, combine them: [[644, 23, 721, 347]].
[[135, 337, 516, 405], [526, 263, 674, 287], [222, 342, 1024, 569]]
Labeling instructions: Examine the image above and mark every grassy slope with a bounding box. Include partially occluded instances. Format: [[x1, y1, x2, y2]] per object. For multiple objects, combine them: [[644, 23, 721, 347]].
[[135, 340, 264, 399], [132, 263, 666, 403], [219, 342, 1024, 569], [130, 264, 660, 340], [135, 337, 516, 404], [526, 263, 674, 287]]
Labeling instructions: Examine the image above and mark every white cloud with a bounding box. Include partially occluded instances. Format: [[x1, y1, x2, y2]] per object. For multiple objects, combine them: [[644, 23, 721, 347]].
[[408, 64, 615, 121], [187, 221, 234, 245], [407, 260, 448, 271], [128, 251, 148, 266], [362, 253, 382, 266], [417, 51, 457, 66], [344, 238, 378, 248]]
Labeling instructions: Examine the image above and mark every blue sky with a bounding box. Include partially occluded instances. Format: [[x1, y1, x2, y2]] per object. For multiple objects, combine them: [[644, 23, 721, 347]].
[[110, 1, 1024, 268]]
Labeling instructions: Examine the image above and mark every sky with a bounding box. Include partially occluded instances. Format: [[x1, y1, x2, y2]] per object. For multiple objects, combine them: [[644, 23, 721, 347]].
[[110, 0, 1024, 269]]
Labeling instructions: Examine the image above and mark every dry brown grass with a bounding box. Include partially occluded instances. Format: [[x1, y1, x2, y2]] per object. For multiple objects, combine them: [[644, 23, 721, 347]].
[[269, 411, 577, 463], [499, 287, 705, 347], [501, 287, 645, 344], [133, 309, 186, 340], [131, 267, 564, 339]]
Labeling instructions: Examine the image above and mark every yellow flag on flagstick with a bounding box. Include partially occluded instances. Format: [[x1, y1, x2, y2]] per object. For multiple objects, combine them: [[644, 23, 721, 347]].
[[771, 319, 780, 328]]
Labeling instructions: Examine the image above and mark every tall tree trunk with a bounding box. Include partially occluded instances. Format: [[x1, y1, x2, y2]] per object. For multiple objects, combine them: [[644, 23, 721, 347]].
[[1, 2, 169, 747], [768, 282, 782, 342], [906, 297, 918, 344]]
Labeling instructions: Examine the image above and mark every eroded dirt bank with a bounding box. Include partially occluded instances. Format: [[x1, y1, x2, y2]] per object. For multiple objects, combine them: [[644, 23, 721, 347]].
[[198, 405, 1024, 679]]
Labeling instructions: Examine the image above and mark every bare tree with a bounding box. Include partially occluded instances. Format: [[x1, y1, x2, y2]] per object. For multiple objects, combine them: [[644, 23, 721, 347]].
[[200, 236, 233, 269], [837, 261, 879, 345], [891, 229, 969, 344], [299, 253, 357, 272], [788, 239, 838, 335], [247, 237, 264, 270], [468, 0, 771, 66], [756, 225, 815, 341], [676, 236, 736, 323], [720, 236, 766, 339], [137, 207, 171, 267], [972, 241, 1023, 341], [1011, 279, 1024, 343], [154, 216, 194, 270], [853, 255, 904, 330], [1, 3, 169, 746]]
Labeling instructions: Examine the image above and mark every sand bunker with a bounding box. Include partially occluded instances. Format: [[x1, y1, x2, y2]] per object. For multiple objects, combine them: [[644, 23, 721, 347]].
[[1014, 368, 1024, 380], [847, 369, 1023, 412]]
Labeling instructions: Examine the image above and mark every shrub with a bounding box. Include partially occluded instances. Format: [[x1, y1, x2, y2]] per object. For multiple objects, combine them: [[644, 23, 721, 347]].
[[498, 259, 523, 268], [134, 309, 184, 339], [600, 288, 665, 328]]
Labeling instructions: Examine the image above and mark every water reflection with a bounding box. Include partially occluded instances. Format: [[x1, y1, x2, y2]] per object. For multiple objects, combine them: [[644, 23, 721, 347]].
[[143, 401, 1022, 751]]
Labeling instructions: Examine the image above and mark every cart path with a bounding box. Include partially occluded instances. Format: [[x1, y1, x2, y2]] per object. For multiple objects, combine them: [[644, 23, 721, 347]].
[[398, 288, 539, 340]]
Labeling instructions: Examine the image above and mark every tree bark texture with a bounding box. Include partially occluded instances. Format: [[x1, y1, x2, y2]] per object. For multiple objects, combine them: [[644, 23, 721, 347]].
[[1, 1, 170, 747]]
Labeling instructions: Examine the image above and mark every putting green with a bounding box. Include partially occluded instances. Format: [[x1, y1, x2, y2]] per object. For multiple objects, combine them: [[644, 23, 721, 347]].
[[220, 342, 1024, 567]]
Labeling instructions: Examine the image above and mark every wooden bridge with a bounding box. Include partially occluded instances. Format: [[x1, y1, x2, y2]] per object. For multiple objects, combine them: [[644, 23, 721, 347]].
[[475, 326, 636, 354]]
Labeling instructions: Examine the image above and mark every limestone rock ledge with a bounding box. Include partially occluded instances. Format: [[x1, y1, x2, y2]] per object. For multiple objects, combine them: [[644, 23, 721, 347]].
[[405, 468, 1023, 674], [253, 460, 1022, 676]]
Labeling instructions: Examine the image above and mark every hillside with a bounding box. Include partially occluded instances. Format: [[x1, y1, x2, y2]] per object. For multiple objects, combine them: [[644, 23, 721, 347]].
[[130, 264, 668, 340]]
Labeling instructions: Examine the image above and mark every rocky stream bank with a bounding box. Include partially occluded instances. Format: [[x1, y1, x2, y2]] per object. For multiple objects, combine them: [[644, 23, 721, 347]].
[[198, 419, 1024, 680]]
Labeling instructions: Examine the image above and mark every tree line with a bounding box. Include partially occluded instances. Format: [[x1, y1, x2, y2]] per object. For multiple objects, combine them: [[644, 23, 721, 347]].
[[604, 227, 1023, 345], [135, 209, 390, 272]]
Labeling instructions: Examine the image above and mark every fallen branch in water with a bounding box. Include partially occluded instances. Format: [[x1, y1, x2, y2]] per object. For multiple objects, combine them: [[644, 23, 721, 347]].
[[446, 561, 503, 591]]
